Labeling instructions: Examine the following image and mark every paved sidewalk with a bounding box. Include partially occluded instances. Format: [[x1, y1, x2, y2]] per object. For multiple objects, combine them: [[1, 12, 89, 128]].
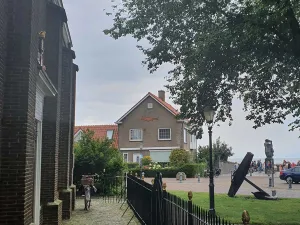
[[145, 173, 300, 198], [63, 199, 139, 225]]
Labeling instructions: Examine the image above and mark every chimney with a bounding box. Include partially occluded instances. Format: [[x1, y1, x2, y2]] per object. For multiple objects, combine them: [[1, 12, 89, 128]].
[[158, 90, 165, 101]]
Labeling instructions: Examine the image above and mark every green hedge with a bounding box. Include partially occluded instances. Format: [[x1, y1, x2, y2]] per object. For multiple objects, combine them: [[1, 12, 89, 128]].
[[129, 163, 206, 178], [126, 162, 140, 169]]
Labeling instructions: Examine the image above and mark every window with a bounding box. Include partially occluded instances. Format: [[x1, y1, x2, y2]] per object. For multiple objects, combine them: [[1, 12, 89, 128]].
[[158, 128, 171, 140], [147, 103, 153, 109], [184, 129, 187, 143], [123, 153, 128, 163], [294, 167, 300, 172], [129, 129, 143, 141], [106, 130, 114, 139]]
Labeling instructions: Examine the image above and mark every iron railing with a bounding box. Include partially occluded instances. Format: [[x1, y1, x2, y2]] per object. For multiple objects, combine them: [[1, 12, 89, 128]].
[[127, 173, 233, 225]]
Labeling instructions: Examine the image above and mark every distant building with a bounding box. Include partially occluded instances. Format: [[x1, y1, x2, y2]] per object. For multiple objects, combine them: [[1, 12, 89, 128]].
[[74, 125, 118, 148], [116, 90, 197, 163]]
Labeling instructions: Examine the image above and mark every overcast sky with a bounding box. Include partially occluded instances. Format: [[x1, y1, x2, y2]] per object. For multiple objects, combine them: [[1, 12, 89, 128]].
[[64, 0, 299, 159]]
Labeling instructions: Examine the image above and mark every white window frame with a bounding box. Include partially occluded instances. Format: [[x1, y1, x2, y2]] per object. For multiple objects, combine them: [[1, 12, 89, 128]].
[[184, 129, 187, 143], [147, 103, 153, 109], [129, 129, 143, 141], [123, 153, 128, 163], [106, 130, 114, 139], [158, 128, 171, 141]]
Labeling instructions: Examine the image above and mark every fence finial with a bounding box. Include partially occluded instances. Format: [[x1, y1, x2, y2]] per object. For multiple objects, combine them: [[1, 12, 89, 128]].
[[162, 182, 167, 190], [188, 191, 193, 201], [242, 210, 250, 225]]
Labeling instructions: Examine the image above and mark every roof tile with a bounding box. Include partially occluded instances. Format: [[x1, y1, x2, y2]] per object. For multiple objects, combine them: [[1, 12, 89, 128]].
[[74, 125, 118, 148]]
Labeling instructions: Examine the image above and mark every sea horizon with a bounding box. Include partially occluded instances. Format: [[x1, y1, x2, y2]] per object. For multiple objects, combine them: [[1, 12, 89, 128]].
[[228, 157, 300, 164]]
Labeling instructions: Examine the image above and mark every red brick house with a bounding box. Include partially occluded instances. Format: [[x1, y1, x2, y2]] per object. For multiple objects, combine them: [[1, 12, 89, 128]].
[[74, 125, 118, 148], [0, 0, 78, 224]]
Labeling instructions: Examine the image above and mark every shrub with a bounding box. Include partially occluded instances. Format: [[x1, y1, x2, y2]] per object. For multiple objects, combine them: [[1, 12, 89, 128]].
[[73, 130, 125, 185], [169, 149, 190, 166], [126, 162, 139, 169], [141, 156, 152, 165], [129, 163, 206, 178]]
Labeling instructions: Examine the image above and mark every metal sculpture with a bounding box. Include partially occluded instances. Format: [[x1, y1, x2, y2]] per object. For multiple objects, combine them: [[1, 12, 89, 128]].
[[228, 152, 277, 200]]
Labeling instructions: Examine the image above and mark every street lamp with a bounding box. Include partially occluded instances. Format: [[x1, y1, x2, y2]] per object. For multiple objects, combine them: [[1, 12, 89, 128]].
[[203, 106, 215, 215]]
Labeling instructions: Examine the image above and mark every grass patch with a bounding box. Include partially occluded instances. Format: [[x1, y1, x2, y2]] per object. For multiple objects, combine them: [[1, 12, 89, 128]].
[[170, 191, 300, 225]]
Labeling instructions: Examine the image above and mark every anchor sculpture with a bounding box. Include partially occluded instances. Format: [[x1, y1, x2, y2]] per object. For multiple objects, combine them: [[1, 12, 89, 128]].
[[228, 152, 277, 200]]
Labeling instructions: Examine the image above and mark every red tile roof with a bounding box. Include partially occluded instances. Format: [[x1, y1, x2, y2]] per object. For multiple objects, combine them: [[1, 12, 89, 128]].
[[74, 125, 118, 148], [148, 92, 179, 115]]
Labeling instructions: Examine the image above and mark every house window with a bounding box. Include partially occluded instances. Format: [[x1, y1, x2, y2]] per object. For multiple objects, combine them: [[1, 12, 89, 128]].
[[147, 103, 153, 109], [129, 129, 143, 141], [184, 129, 187, 143], [123, 153, 128, 163], [106, 130, 114, 139], [158, 128, 171, 140]]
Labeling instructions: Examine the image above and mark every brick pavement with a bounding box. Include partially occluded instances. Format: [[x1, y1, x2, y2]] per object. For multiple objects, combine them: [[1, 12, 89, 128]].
[[145, 173, 300, 198], [63, 199, 139, 225]]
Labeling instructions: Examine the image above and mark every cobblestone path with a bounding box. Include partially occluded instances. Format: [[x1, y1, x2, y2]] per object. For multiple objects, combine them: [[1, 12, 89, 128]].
[[63, 199, 140, 225]]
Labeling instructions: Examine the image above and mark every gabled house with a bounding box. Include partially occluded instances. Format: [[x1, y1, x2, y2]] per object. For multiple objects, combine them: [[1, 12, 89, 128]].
[[116, 90, 197, 163], [74, 125, 118, 148]]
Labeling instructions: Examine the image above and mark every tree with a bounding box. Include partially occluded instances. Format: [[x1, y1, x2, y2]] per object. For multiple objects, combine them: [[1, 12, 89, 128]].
[[169, 149, 190, 166], [74, 130, 125, 183], [197, 137, 234, 163], [104, 0, 300, 137]]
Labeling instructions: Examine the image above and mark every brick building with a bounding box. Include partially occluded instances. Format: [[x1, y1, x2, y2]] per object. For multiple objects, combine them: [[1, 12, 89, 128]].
[[0, 0, 78, 224]]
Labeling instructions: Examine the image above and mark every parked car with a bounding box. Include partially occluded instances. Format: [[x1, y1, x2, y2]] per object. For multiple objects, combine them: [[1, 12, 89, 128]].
[[279, 166, 300, 183]]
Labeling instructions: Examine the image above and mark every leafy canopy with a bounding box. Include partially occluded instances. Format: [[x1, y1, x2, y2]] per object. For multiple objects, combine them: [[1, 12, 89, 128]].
[[197, 137, 234, 163], [74, 130, 125, 183], [104, 0, 300, 137]]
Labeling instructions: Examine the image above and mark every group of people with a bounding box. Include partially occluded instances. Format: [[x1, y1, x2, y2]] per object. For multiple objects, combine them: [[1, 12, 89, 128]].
[[280, 160, 300, 170], [250, 160, 264, 172]]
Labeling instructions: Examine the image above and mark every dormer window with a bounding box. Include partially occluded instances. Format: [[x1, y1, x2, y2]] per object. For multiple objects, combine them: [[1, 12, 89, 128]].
[[106, 130, 114, 139], [147, 103, 153, 109]]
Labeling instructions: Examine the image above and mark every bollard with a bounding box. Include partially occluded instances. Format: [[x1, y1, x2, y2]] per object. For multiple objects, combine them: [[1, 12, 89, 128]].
[[242, 210, 250, 225], [135, 172, 138, 177], [179, 173, 183, 183], [151, 179, 154, 185], [142, 172, 145, 180], [198, 173, 200, 183], [269, 176, 272, 187], [272, 190, 276, 197], [288, 178, 292, 189], [250, 169, 252, 176]]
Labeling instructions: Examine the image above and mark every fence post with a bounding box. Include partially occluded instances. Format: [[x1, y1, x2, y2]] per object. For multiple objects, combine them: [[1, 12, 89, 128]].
[[151, 178, 157, 225], [188, 191, 193, 225], [162, 182, 167, 225], [242, 210, 250, 225]]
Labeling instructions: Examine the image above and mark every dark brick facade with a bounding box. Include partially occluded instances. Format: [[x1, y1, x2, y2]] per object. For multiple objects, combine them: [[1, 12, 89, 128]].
[[0, 0, 77, 224]]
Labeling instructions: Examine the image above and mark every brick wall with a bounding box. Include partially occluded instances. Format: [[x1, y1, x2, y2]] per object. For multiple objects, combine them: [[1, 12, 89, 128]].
[[58, 47, 74, 190], [41, 1, 63, 205], [69, 63, 78, 186], [0, 0, 46, 223], [0, 0, 7, 158]]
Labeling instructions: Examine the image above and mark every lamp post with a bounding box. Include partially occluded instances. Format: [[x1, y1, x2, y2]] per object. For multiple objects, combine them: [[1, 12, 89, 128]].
[[203, 106, 215, 215]]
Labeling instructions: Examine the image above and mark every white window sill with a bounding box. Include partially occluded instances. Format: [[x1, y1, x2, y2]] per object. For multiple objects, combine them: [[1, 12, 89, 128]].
[[158, 139, 172, 141], [129, 139, 143, 142]]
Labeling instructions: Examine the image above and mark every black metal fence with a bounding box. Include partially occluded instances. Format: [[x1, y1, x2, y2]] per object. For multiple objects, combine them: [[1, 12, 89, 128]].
[[127, 173, 233, 225], [76, 175, 126, 202]]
